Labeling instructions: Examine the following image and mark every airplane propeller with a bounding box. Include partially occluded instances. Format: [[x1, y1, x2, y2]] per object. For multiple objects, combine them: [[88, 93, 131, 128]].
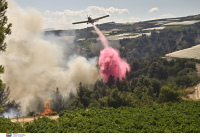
[[86, 15, 91, 19]]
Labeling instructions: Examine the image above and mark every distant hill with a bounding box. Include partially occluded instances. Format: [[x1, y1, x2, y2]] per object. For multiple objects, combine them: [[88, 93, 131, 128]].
[[43, 28, 55, 31], [43, 14, 200, 60]]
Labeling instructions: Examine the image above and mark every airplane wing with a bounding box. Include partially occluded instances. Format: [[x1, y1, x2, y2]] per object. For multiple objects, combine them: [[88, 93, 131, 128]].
[[92, 15, 109, 21], [72, 21, 88, 24]]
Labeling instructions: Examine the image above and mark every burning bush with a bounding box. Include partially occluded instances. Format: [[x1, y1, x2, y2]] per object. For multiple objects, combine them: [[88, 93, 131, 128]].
[[41, 99, 52, 116]]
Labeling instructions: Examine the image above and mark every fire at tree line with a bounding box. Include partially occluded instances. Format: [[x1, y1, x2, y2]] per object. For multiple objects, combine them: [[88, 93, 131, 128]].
[[2, 0, 200, 133]]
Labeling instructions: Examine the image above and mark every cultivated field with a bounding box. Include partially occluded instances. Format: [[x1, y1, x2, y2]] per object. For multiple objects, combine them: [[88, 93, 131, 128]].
[[142, 26, 166, 31], [164, 20, 200, 26], [165, 44, 200, 59]]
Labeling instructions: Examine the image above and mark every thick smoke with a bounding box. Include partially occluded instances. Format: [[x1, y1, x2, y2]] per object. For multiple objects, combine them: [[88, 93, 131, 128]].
[[92, 24, 130, 82], [0, 0, 100, 115]]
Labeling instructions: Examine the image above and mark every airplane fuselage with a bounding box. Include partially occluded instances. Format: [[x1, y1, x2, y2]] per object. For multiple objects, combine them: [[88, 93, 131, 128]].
[[88, 17, 92, 22], [88, 17, 96, 23]]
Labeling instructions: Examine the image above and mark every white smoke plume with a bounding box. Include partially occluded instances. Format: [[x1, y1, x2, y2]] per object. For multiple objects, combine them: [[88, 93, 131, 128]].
[[2, 108, 20, 118], [0, 0, 100, 115]]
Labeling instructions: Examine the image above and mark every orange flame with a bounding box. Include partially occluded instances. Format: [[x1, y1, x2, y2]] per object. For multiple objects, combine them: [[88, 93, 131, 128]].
[[41, 99, 52, 115]]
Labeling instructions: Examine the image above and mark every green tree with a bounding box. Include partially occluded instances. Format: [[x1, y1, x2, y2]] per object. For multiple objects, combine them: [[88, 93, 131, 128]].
[[150, 78, 161, 97], [168, 66, 177, 77], [107, 88, 122, 108], [134, 76, 155, 101], [0, 66, 4, 90], [0, 1, 14, 113], [184, 61, 196, 70], [121, 78, 129, 92], [125, 69, 130, 81], [106, 75, 115, 88], [131, 58, 140, 71], [3, 122, 7, 133], [0, 0, 12, 51], [130, 78, 137, 93], [158, 83, 183, 103], [148, 62, 168, 79], [0, 0, 12, 90], [177, 68, 193, 76], [0, 104, 2, 113], [141, 91, 155, 106], [115, 77, 121, 91], [14, 125, 19, 133], [88, 99, 100, 108], [176, 71, 200, 88]]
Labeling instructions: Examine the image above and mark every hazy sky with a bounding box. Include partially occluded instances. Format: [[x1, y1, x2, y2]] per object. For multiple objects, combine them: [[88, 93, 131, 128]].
[[12, 0, 200, 30]]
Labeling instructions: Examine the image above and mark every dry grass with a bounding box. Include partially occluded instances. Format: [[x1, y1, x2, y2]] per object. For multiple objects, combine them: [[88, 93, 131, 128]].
[[181, 96, 193, 101], [10, 115, 59, 126], [165, 44, 200, 60], [196, 63, 200, 73], [164, 20, 200, 26]]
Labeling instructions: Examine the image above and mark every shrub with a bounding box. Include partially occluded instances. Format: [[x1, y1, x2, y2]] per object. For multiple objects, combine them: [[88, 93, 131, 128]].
[[51, 111, 57, 115]]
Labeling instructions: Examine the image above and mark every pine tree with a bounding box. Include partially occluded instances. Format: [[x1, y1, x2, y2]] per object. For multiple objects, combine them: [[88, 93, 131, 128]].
[[107, 75, 115, 88], [14, 125, 19, 133], [0, 0, 12, 90], [0, 0, 12, 51], [78, 82, 83, 100], [3, 122, 7, 133], [116, 77, 121, 91], [125, 68, 130, 81]]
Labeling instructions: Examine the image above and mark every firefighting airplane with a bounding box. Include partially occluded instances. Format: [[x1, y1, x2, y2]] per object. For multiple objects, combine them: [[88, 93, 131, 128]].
[[72, 15, 109, 25]]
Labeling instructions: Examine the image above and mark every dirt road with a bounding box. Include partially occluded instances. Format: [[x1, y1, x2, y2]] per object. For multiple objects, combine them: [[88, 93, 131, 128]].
[[188, 83, 200, 100], [187, 63, 200, 100]]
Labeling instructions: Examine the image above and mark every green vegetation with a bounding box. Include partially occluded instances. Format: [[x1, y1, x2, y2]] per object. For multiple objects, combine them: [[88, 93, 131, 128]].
[[0, 105, 2, 114], [59, 58, 199, 110], [22, 101, 200, 133], [0, 117, 25, 133], [22, 55, 200, 115], [0, 0, 20, 114], [0, 0, 12, 90], [180, 14, 200, 21], [119, 23, 200, 60], [51, 111, 57, 115]]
